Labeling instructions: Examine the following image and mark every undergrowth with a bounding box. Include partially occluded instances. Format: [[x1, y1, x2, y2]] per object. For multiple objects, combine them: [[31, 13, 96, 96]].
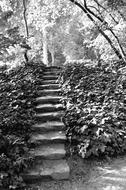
[[60, 60, 126, 158], [0, 61, 45, 190]]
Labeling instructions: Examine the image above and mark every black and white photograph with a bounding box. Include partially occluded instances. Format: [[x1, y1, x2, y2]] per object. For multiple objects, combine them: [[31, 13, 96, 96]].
[[0, 0, 126, 189]]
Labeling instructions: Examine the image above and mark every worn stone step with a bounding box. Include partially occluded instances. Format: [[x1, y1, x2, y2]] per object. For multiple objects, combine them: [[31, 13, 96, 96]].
[[45, 66, 62, 71], [38, 84, 60, 90], [36, 79, 59, 84], [35, 104, 64, 113], [35, 111, 64, 122], [30, 144, 66, 160], [38, 89, 61, 96], [42, 80, 59, 84], [31, 121, 65, 133], [23, 159, 69, 182], [36, 96, 62, 104], [31, 131, 66, 144], [43, 71, 61, 75], [42, 75, 59, 80]]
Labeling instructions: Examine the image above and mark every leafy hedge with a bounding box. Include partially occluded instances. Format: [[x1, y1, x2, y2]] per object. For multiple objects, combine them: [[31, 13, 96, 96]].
[[0, 61, 45, 189], [60, 61, 126, 158]]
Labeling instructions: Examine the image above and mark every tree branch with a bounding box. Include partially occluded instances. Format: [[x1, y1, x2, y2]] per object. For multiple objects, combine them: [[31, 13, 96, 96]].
[[69, 0, 124, 61], [83, 1, 125, 60], [83, 0, 125, 60], [109, 28, 126, 60], [83, 0, 103, 22], [93, 0, 119, 24], [87, 5, 105, 21]]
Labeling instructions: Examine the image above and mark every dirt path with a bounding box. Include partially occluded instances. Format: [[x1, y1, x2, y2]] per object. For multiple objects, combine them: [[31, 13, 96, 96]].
[[30, 155, 126, 190], [85, 156, 126, 190]]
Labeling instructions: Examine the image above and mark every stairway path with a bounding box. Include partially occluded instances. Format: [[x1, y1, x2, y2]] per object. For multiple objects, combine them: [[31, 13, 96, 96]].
[[23, 66, 70, 182]]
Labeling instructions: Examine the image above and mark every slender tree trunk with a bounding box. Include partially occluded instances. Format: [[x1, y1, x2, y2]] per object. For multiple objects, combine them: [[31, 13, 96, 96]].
[[109, 29, 126, 61], [43, 27, 48, 66], [22, 0, 29, 62], [98, 28, 122, 59], [49, 33, 55, 66], [50, 50, 55, 66], [69, 0, 125, 61], [23, 0, 29, 37]]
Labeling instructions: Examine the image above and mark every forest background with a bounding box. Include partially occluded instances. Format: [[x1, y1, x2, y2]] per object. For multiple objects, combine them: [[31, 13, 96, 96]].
[[1, 0, 126, 67]]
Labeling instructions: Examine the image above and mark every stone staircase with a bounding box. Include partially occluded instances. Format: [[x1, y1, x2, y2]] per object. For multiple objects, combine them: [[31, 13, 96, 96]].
[[23, 66, 70, 182]]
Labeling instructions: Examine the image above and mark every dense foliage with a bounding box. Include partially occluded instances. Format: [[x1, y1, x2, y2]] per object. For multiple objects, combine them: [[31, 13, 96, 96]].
[[1, 0, 126, 66], [0, 61, 45, 189], [60, 61, 126, 158], [0, 1, 126, 186]]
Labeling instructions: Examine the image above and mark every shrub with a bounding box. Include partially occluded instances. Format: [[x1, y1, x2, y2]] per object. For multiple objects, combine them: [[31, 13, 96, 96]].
[[60, 60, 126, 158], [0, 61, 45, 189]]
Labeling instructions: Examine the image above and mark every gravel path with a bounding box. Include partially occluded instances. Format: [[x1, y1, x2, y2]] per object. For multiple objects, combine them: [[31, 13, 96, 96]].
[[30, 155, 126, 190]]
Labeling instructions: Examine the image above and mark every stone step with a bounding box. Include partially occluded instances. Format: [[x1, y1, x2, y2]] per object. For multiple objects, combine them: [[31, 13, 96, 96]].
[[35, 111, 64, 122], [31, 121, 65, 133], [36, 79, 59, 84], [42, 80, 59, 84], [44, 66, 62, 71], [38, 89, 61, 96], [24, 66, 69, 183], [23, 159, 69, 182], [43, 71, 61, 75], [36, 96, 62, 104], [42, 75, 59, 80], [30, 144, 66, 160], [38, 84, 60, 90], [31, 131, 66, 144], [35, 104, 64, 113]]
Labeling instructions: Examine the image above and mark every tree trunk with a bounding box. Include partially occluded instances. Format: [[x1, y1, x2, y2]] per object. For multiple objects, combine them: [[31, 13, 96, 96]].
[[50, 50, 55, 66], [23, 0, 29, 37], [22, 0, 29, 62], [42, 27, 48, 66]]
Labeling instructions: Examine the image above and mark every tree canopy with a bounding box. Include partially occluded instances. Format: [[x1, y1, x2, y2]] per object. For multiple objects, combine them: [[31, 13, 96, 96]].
[[0, 0, 126, 66]]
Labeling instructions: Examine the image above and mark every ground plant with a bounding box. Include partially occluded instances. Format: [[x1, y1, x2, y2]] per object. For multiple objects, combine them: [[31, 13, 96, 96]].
[[60, 61, 126, 158], [0, 61, 45, 189]]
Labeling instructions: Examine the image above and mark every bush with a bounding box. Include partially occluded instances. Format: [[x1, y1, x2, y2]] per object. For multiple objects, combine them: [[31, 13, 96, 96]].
[[0, 61, 45, 189], [60, 60, 126, 158]]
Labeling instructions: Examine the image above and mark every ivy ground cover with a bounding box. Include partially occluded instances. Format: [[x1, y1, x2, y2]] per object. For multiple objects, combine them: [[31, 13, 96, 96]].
[[0, 61, 45, 190], [60, 61, 126, 158]]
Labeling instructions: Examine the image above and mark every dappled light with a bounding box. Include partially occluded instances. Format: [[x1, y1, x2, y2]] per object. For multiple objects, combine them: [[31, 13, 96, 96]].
[[0, 0, 126, 189], [86, 157, 126, 190]]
